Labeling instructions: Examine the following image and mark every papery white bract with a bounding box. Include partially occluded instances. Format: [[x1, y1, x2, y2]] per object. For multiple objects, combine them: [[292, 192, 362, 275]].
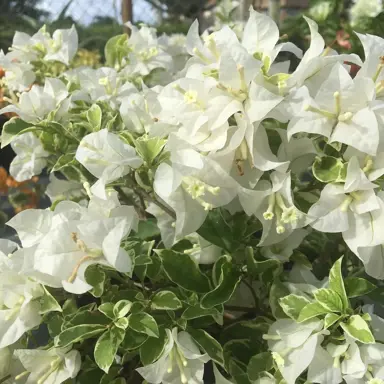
[[136, 328, 209, 384], [14, 347, 81, 384], [76, 129, 143, 199]]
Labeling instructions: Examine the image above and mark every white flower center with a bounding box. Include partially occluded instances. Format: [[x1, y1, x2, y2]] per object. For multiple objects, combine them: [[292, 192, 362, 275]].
[[182, 176, 220, 211], [263, 192, 299, 233], [167, 346, 189, 384]]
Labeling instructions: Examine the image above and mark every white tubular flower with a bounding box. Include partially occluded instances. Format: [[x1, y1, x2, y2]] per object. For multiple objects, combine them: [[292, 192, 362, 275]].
[[242, 7, 302, 67], [0, 51, 35, 92], [158, 77, 242, 153], [307, 345, 342, 384], [45, 174, 84, 203], [75, 129, 143, 199], [10, 133, 49, 182], [119, 87, 165, 135], [260, 228, 308, 262], [0, 241, 44, 348], [30, 195, 138, 294], [288, 63, 379, 156], [0, 78, 69, 124], [44, 25, 78, 65], [219, 113, 288, 174], [14, 347, 81, 384], [239, 171, 311, 246], [263, 319, 325, 384], [0, 344, 26, 384], [153, 136, 238, 242], [309, 158, 384, 272], [124, 23, 173, 76], [136, 328, 209, 384], [77, 67, 137, 107], [184, 234, 222, 265]]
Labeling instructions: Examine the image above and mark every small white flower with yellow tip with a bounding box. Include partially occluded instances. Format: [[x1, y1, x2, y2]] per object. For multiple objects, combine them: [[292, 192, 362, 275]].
[[136, 328, 209, 384], [14, 347, 81, 384]]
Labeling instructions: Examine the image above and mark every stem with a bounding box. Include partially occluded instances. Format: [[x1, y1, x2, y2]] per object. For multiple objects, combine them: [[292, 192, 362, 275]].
[[116, 186, 146, 219], [241, 278, 258, 308], [134, 187, 176, 219], [224, 305, 255, 313], [0, 375, 11, 384]]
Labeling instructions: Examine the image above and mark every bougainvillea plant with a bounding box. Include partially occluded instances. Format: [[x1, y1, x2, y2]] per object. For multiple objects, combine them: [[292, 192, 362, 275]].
[[2, 5, 384, 384]]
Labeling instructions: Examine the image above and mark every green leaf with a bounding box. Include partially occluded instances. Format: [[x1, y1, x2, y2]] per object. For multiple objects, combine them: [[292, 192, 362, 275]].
[[189, 328, 224, 366], [156, 249, 210, 293], [201, 256, 241, 309], [87, 104, 102, 131], [312, 156, 346, 183], [182, 304, 222, 320], [247, 352, 273, 381], [94, 325, 125, 373], [55, 324, 107, 347], [46, 313, 64, 337], [324, 313, 342, 329], [105, 34, 129, 69], [269, 280, 290, 319], [314, 288, 344, 313], [297, 302, 330, 323], [197, 210, 240, 253], [345, 277, 376, 298], [52, 153, 76, 172], [151, 291, 182, 310], [98, 303, 115, 320], [329, 257, 349, 311], [63, 309, 110, 329], [121, 329, 148, 350], [279, 294, 310, 320], [38, 286, 62, 315], [246, 252, 281, 279], [128, 313, 159, 338], [114, 317, 129, 330], [340, 315, 375, 344], [140, 328, 168, 365], [1, 117, 35, 147], [229, 359, 252, 384], [113, 300, 132, 319], [137, 219, 161, 240], [135, 136, 166, 165], [85, 264, 106, 297]]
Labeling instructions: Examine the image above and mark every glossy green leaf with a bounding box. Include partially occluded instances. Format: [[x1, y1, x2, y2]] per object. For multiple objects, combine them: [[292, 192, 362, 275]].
[[94, 325, 125, 373], [201, 256, 241, 309], [189, 328, 224, 366], [340, 315, 375, 344], [329, 257, 349, 311], [55, 324, 107, 347], [128, 313, 159, 338], [151, 291, 182, 310], [297, 302, 330, 323], [345, 277, 376, 298], [279, 294, 310, 320], [140, 328, 168, 365], [314, 288, 344, 312], [156, 249, 210, 293]]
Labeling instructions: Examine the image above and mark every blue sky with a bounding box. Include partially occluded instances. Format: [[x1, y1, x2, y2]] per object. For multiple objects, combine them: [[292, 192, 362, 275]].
[[37, 0, 155, 25]]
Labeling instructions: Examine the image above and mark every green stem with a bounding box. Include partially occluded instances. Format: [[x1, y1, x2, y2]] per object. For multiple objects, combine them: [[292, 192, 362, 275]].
[[134, 187, 176, 219], [241, 278, 258, 308], [0, 375, 11, 384]]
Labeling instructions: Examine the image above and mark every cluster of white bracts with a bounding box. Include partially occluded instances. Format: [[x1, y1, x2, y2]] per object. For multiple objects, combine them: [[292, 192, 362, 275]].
[[2, 5, 384, 384]]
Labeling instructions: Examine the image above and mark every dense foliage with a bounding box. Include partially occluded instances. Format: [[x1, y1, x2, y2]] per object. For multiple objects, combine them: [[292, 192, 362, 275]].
[[2, 3, 384, 384]]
